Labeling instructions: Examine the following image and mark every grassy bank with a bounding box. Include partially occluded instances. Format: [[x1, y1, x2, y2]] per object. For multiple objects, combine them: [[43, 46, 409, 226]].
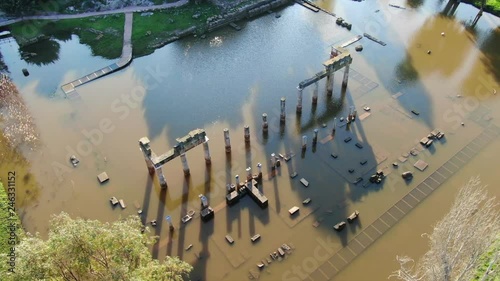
[[132, 2, 220, 57], [472, 236, 500, 280], [8, 2, 222, 60], [463, 0, 500, 17], [10, 14, 124, 59]]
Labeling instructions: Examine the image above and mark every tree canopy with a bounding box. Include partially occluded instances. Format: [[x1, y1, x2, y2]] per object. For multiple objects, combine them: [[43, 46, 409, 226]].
[[0, 212, 192, 281]]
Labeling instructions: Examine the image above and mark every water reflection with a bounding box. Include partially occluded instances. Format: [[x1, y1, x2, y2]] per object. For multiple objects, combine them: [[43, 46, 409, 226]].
[[0, 51, 8, 73], [479, 27, 500, 82], [20, 38, 60, 66]]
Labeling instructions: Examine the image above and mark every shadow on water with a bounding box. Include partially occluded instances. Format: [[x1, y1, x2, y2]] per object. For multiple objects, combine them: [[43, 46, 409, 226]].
[[176, 176, 193, 260], [253, 78, 382, 248]]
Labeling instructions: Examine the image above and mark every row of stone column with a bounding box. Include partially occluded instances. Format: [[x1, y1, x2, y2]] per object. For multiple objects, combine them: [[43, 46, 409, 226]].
[[296, 63, 350, 114]]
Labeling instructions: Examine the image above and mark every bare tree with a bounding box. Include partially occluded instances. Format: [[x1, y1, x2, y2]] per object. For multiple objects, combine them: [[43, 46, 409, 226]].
[[389, 176, 500, 281]]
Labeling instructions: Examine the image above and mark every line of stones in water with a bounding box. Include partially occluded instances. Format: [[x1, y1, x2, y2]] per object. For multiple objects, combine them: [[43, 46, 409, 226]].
[[306, 123, 500, 281]]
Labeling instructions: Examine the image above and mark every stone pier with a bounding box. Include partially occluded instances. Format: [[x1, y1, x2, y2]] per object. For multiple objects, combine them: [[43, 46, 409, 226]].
[[180, 153, 190, 176], [262, 113, 269, 132], [224, 128, 231, 153], [244, 125, 250, 142], [280, 97, 286, 123], [297, 87, 303, 114]]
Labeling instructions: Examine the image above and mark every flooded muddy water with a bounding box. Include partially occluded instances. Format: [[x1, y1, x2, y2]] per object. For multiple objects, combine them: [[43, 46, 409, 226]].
[[0, 0, 499, 280]]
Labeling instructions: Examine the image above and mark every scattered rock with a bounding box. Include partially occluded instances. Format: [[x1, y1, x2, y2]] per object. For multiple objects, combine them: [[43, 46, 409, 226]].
[[441, 32, 445, 36], [201, 34, 207, 39], [192, 13, 201, 19], [427, 50, 432, 54], [355, 45, 363, 52]]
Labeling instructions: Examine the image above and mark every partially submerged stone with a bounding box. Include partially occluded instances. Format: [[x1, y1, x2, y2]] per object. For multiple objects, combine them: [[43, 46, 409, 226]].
[[97, 172, 109, 183]]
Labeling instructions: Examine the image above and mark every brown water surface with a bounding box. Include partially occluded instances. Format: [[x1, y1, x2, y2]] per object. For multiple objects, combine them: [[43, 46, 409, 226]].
[[0, 0, 499, 280]]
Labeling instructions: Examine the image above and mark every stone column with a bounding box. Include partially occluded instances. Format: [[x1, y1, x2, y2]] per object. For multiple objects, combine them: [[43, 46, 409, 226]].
[[280, 97, 286, 124], [262, 113, 268, 132], [224, 128, 231, 153], [296, 87, 303, 114], [203, 140, 211, 165], [270, 153, 276, 169], [326, 69, 334, 97], [139, 137, 155, 175], [246, 167, 252, 180], [312, 82, 318, 104], [313, 129, 318, 144], [257, 163, 262, 178], [199, 194, 208, 209], [165, 215, 174, 232], [156, 166, 167, 189], [332, 117, 337, 134], [244, 125, 250, 143], [342, 64, 350, 88], [180, 153, 190, 176], [235, 175, 240, 187], [302, 135, 307, 150]]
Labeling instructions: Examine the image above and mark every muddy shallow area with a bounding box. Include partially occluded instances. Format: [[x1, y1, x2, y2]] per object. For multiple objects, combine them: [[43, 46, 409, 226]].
[[0, 0, 499, 280]]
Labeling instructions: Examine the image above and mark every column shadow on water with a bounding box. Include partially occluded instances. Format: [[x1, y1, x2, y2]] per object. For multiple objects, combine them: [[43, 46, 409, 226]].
[[175, 176, 193, 260]]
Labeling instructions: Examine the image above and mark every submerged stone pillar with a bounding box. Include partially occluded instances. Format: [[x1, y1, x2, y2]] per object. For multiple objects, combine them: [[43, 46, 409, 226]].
[[326, 70, 334, 97], [224, 128, 231, 153], [280, 97, 286, 123], [313, 129, 318, 144], [235, 174, 240, 187], [312, 82, 319, 104], [203, 140, 211, 165], [199, 194, 208, 209], [262, 113, 268, 133], [342, 64, 350, 88], [156, 166, 167, 189], [244, 125, 250, 143], [165, 215, 174, 232], [180, 153, 190, 176], [296, 87, 303, 114], [246, 167, 252, 180]]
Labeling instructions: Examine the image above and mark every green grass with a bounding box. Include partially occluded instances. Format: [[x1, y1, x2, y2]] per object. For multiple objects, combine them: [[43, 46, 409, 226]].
[[0, 182, 22, 256], [472, 236, 500, 281], [486, 0, 500, 12], [10, 14, 125, 59], [9, 2, 223, 59], [464, 0, 500, 16], [132, 2, 220, 57]]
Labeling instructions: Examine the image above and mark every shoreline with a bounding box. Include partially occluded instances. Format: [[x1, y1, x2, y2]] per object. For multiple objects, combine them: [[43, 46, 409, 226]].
[[5, 0, 291, 60]]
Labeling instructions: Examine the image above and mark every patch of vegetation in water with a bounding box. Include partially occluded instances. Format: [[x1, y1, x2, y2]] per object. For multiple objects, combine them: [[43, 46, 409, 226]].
[[10, 14, 125, 60]]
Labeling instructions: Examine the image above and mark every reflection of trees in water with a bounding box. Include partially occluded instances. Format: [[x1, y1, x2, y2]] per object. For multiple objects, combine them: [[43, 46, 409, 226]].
[[0, 51, 8, 73], [395, 56, 419, 83], [20, 38, 60, 66], [479, 27, 500, 82], [406, 0, 425, 9]]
